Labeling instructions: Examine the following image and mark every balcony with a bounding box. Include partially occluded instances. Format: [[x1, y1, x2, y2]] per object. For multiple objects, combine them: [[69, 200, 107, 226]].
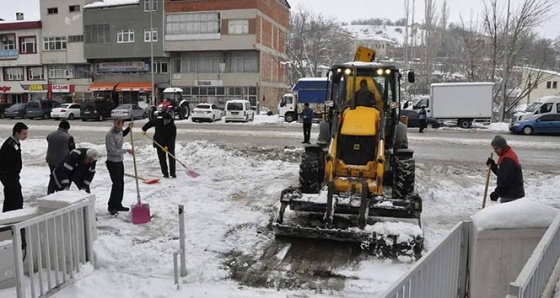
[[0, 49, 18, 60]]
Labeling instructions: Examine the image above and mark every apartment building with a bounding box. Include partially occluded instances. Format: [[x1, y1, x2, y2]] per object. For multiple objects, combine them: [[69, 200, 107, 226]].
[[164, 0, 290, 110], [0, 17, 47, 104], [83, 0, 167, 106], [40, 0, 94, 102], [521, 68, 560, 105]]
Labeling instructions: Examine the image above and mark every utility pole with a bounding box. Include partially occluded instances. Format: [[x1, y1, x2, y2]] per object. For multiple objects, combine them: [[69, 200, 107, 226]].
[[150, 0, 155, 107], [500, 0, 511, 122]]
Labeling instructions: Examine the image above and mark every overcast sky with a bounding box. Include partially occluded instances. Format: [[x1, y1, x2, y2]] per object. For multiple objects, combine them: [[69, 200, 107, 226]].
[[1, 0, 559, 39]]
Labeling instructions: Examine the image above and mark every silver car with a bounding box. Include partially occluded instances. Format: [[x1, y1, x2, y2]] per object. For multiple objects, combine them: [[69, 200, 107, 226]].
[[111, 104, 146, 120]]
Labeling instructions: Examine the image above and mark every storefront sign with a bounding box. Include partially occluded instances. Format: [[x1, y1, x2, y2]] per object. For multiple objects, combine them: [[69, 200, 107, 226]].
[[194, 80, 223, 87], [0, 86, 11, 93], [96, 61, 150, 73], [50, 84, 72, 93], [0, 49, 19, 60], [28, 84, 44, 91]]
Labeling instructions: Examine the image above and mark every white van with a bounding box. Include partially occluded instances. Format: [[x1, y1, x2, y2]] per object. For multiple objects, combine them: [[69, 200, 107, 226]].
[[224, 100, 254, 123], [513, 95, 560, 122]]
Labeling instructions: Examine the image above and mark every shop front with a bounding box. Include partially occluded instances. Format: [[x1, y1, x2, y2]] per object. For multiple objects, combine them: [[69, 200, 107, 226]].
[[21, 84, 48, 101], [48, 84, 75, 103], [87, 82, 119, 106], [0, 82, 25, 104], [115, 82, 152, 106]]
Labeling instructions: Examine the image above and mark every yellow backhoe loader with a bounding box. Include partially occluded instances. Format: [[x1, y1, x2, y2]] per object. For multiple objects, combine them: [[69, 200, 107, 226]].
[[273, 47, 423, 258]]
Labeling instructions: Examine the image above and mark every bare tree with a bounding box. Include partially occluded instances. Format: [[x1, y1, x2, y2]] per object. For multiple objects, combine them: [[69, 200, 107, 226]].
[[404, 0, 411, 68], [422, 0, 438, 90]]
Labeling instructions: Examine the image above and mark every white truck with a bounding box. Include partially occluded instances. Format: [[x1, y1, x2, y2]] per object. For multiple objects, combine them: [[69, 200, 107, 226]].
[[413, 82, 494, 128], [278, 77, 328, 122]]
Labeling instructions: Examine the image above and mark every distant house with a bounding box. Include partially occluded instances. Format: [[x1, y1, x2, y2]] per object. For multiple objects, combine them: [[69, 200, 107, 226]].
[[520, 68, 560, 104], [342, 24, 424, 59]]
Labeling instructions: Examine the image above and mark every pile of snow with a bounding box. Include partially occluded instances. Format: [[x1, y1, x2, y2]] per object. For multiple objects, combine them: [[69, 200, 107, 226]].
[[471, 199, 560, 231]]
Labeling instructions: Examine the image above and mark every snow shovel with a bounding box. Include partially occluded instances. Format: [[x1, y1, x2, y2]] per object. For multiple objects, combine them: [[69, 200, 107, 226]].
[[482, 152, 494, 209], [124, 173, 160, 184], [129, 122, 151, 225], [142, 133, 200, 178]]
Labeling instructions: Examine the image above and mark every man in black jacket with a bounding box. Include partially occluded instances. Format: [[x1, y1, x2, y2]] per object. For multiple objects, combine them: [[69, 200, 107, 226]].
[[142, 113, 177, 178], [52, 148, 98, 193], [486, 135, 525, 203], [0, 122, 28, 212], [46, 120, 76, 194]]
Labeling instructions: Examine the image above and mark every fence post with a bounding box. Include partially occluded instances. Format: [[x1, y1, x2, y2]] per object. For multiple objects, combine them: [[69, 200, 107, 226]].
[[179, 205, 187, 277], [457, 222, 471, 298]]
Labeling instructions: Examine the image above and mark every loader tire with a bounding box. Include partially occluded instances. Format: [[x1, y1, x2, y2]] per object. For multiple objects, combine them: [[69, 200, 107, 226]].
[[393, 156, 415, 200], [299, 150, 324, 193]]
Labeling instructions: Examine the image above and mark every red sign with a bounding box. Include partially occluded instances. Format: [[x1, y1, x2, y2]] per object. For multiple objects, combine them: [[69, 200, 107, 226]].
[[48, 84, 74, 93], [0, 86, 12, 93]]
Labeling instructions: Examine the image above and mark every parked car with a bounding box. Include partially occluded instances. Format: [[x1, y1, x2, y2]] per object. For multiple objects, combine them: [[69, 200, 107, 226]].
[[224, 100, 254, 123], [0, 103, 12, 119], [191, 103, 222, 122], [400, 109, 441, 128], [26, 100, 61, 119], [509, 114, 560, 135], [80, 100, 114, 121], [5, 103, 27, 119], [111, 104, 146, 121], [51, 103, 81, 120]]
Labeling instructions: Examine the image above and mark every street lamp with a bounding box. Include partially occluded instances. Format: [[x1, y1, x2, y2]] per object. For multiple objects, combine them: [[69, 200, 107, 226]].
[[150, 1, 155, 107]]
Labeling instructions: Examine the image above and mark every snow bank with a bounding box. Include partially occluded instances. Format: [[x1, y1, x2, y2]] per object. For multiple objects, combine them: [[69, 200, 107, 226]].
[[471, 199, 560, 231]]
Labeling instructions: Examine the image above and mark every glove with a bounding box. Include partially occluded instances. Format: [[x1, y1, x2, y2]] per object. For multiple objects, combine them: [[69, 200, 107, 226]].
[[490, 192, 499, 202], [162, 146, 168, 153], [486, 158, 496, 167], [128, 122, 134, 128], [84, 187, 91, 194]]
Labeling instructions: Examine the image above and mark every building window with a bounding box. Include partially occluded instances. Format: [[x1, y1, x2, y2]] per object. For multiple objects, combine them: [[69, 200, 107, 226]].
[[27, 66, 44, 81], [144, 28, 158, 42], [1, 34, 16, 50], [554, 81, 558, 89], [69, 5, 80, 12], [144, 0, 157, 11], [48, 66, 74, 79], [173, 58, 181, 73], [229, 51, 258, 73], [47, 7, 58, 15], [74, 64, 92, 78], [547, 81, 552, 89], [166, 12, 220, 36], [43, 37, 67, 51], [68, 35, 84, 43], [228, 20, 249, 35], [117, 29, 135, 43], [19, 36, 36, 54], [85, 25, 110, 43], [152, 61, 168, 74], [3, 67, 24, 81]]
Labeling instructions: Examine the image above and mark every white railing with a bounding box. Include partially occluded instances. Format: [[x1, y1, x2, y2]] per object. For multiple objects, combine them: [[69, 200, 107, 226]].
[[380, 221, 471, 298], [508, 214, 560, 298], [11, 200, 94, 298], [173, 205, 187, 289]]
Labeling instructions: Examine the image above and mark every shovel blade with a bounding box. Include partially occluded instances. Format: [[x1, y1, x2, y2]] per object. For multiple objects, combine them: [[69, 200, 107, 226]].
[[186, 169, 200, 178], [131, 203, 151, 225], [142, 178, 160, 184]]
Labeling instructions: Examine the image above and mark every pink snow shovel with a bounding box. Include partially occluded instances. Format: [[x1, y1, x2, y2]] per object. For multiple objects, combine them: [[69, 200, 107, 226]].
[[143, 134, 200, 178], [130, 123, 151, 224]]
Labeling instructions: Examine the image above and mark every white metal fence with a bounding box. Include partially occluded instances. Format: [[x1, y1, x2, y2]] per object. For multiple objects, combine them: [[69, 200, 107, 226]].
[[10, 200, 94, 298], [507, 214, 560, 298], [380, 221, 471, 298]]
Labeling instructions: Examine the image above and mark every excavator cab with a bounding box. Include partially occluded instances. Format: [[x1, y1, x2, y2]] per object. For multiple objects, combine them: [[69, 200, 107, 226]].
[[274, 48, 423, 258]]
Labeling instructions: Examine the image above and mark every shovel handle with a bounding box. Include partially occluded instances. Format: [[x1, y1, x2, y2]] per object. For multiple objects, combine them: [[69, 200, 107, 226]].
[[143, 133, 193, 171], [129, 122, 142, 205], [482, 152, 494, 209]]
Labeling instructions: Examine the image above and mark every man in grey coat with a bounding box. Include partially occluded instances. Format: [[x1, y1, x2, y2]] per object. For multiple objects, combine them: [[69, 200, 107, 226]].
[[46, 120, 75, 194], [105, 119, 134, 215]]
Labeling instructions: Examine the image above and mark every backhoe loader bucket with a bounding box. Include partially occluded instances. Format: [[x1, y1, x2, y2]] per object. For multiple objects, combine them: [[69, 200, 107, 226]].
[[273, 186, 424, 258]]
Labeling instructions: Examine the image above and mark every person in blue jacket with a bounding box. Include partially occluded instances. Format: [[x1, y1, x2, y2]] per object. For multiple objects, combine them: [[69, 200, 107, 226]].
[[300, 103, 314, 144]]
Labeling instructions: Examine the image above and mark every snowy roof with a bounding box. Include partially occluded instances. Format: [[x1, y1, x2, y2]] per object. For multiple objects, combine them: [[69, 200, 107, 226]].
[[471, 199, 559, 231], [343, 24, 425, 46], [523, 67, 560, 77], [84, 0, 139, 9]]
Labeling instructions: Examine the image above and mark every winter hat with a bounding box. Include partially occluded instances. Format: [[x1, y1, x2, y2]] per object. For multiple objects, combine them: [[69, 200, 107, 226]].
[[86, 148, 99, 161], [59, 120, 70, 130], [491, 135, 508, 148]]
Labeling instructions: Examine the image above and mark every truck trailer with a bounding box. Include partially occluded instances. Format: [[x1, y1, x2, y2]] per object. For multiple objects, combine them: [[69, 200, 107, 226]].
[[413, 82, 495, 128], [278, 77, 328, 122]]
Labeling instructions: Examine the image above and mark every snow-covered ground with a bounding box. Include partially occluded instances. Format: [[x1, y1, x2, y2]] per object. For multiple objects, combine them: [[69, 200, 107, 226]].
[[1, 120, 559, 297]]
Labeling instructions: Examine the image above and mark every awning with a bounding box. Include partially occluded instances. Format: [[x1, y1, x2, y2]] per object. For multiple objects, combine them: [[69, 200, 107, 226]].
[[115, 82, 152, 92], [88, 82, 117, 92], [0, 82, 25, 94]]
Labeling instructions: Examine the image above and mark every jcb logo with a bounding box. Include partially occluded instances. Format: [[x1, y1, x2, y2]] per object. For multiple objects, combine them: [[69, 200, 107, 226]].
[[353, 144, 360, 150]]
